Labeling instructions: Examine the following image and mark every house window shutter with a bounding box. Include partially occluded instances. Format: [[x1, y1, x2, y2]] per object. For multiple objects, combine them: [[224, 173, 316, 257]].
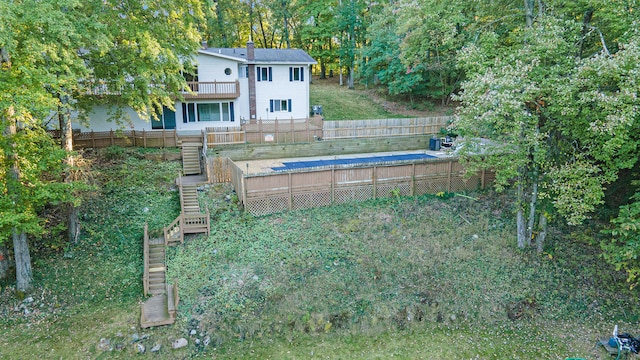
[[300, 67, 304, 82], [268, 67, 272, 82], [270, 100, 274, 113], [289, 67, 293, 81], [288, 99, 292, 112], [230, 102, 235, 122], [257, 67, 261, 82]]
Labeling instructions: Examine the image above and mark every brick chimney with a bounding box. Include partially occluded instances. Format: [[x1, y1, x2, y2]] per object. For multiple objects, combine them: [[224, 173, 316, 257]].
[[247, 41, 257, 121]]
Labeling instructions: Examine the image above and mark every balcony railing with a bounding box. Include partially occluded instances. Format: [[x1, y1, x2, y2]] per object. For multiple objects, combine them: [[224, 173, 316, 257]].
[[84, 80, 240, 100], [182, 81, 240, 99]]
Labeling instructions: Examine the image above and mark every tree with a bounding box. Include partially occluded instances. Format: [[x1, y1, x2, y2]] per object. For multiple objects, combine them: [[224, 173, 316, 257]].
[[0, 0, 205, 291], [454, 3, 640, 250]]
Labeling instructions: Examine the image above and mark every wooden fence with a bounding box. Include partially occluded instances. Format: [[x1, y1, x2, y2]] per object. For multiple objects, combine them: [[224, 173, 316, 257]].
[[47, 129, 179, 149], [322, 116, 452, 140], [229, 158, 495, 216], [205, 156, 234, 183]]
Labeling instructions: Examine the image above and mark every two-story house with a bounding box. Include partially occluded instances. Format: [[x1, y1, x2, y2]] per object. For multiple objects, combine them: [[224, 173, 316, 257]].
[[80, 41, 316, 132]]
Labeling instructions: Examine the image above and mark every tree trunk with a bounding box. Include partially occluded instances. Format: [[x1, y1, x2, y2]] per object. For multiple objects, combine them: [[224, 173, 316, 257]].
[[524, 0, 535, 28], [0, 245, 11, 280], [516, 181, 527, 248], [5, 102, 33, 293], [13, 230, 33, 294], [348, 66, 354, 89], [527, 174, 538, 245], [59, 99, 80, 244], [536, 213, 547, 253]]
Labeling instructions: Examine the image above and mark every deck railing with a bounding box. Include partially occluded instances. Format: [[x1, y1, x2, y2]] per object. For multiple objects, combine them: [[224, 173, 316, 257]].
[[143, 223, 150, 297], [182, 81, 240, 99], [182, 211, 210, 236]]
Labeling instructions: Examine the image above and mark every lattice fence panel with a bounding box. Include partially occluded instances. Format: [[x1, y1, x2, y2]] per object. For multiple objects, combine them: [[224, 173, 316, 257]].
[[376, 183, 412, 198], [450, 175, 480, 192], [334, 186, 373, 204], [292, 191, 332, 211], [246, 196, 288, 216], [414, 178, 449, 195]]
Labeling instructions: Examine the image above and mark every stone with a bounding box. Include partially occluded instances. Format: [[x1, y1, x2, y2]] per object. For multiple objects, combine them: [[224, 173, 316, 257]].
[[195, 338, 201, 345], [172, 338, 188, 349], [151, 344, 162, 353], [203, 336, 211, 347], [134, 343, 145, 354], [131, 333, 140, 342], [189, 329, 197, 336], [24, 296, 34, 303], [98, 338, 111, 352]]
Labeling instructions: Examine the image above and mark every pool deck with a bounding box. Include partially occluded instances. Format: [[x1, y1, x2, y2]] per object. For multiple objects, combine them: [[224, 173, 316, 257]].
[[238, 149, 455, 175]]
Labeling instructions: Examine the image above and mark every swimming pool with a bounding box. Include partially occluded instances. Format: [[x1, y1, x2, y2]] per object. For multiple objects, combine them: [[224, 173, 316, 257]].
[[271, 153, 436, 171]]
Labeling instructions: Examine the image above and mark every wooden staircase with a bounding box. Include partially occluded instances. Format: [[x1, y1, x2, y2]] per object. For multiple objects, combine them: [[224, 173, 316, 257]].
[[141, 224, 179, 328], [140, 139, 210, 328], [181, 142, 202, 175], [147, 237, 166, 295]]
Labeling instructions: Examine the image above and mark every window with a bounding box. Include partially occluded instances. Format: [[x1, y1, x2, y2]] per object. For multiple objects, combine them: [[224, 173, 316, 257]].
[[224, 67, 232, 75], [151, 106, 176, 129], [270, 99, 292, 113], [182, 102, 234, 123], [239, 65, 249, 79], [289, 67, 304, 82], [257, 66, 272, 82]]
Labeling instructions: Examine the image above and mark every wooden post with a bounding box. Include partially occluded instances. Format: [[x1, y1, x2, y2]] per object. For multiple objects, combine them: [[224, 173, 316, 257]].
[[447, 160, 452, 192], [306, 117, 310, 143], [275, 118, 279, 144], [372, 166, 377, 200], [331, 168, 335, 205], [174, 129, 178, 147], [143, 129, 148, 148], [411, 163, 415, 196], [288, 173, 293, 211], [91, 130, 95, 148], [162, 129, 166, 148], [110, 129, 114, 146], [290, 118, 294, 143], [481, 168, 486, 189], [259, 118, 263, 144]]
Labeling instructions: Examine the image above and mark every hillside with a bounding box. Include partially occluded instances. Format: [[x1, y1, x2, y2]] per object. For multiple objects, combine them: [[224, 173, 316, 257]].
[[1, 148, 638, 358]]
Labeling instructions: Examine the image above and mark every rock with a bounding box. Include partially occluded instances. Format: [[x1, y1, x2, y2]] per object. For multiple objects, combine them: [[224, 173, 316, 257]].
[[189, 329, 197, 336], [131, 333, 140, 342], [151, 344, 161, 353], [115, 343, 124, 351], [134, 343, 145, 354], [450, 314, 456, 322], [143, 207, 149, 213], [172, 338, 188, 349], [195, 338, 201, 345], [98, 338, 111, 352], [203, 336, 211, 347], [24, 296, 34, 303]]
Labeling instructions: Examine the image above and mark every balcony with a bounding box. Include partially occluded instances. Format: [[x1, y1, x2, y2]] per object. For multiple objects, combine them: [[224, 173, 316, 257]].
[[182, 81, 240, 100]]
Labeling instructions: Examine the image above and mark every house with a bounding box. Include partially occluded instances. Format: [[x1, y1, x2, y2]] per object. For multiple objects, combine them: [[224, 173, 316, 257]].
[[79, 41, 317, 132]]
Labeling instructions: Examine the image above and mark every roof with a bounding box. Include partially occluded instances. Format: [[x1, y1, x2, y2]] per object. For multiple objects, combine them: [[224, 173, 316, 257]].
[[199, 47, 317, 65]]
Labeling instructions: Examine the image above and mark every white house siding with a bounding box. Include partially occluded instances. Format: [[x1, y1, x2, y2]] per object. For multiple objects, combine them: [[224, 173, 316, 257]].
[[195, 54, 240, 82], [254, 64, 310, 121], [76, 105, 153, 132]]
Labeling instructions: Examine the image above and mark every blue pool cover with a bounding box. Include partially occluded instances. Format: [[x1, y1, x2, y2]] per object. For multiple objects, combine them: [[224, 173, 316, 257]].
[[271, 153, 436, 171]]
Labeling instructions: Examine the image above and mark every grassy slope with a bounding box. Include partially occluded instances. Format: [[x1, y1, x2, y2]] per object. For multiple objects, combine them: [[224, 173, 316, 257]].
[[310, 79, 402, 120], [0, 85, 637, 358]]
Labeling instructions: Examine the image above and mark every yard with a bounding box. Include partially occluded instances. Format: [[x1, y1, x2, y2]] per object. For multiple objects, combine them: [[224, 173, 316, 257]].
[[1, 147, 638, 359]]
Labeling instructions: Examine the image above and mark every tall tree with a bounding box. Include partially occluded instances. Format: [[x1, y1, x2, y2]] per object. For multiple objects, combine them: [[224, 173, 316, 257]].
[[454, 2, 640, 250]]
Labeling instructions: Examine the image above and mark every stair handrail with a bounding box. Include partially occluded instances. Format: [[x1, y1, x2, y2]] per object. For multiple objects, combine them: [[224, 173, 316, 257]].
[[143, 223, 150, 297], [164, 214, 183, 246], [182, 211, 210, 236]]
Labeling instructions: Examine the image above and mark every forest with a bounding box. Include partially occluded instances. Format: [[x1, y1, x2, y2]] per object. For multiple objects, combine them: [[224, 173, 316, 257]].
[[1, 0, 640, 357]]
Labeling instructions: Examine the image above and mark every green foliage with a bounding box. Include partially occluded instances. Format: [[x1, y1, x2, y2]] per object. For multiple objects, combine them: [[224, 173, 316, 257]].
[[0, 125, 69, 244], [602, 192, 640, 287]]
